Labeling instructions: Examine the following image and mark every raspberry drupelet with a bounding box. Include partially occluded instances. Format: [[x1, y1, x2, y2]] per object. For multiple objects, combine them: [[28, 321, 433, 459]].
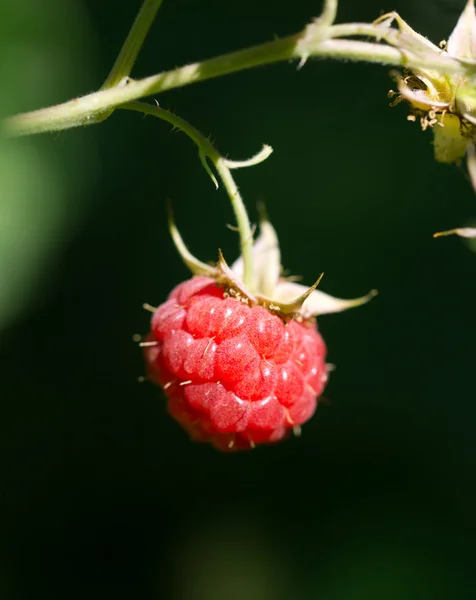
[[143, 218, 376, 451]]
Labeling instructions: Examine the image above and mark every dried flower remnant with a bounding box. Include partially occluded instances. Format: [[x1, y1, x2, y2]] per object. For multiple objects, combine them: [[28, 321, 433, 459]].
[[382, 0, 476, 163]]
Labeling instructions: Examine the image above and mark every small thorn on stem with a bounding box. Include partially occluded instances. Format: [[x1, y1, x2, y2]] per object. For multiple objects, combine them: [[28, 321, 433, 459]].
[[297, 54, 308, 70]]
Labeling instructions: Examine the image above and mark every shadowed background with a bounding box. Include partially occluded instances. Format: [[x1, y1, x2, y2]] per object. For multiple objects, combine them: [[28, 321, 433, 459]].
[[1, 0, 475, 598]]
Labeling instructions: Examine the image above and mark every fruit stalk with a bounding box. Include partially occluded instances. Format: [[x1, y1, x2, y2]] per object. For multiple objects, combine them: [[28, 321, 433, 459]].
[[121, 101, 260, 291], [101, 0, 165, 90]]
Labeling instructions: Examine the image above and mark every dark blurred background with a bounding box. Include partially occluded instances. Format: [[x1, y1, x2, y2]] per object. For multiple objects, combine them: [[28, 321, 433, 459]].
[[1, 0, 475, 598]]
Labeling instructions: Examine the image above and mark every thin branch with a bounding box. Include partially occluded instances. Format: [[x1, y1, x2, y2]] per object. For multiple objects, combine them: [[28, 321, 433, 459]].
[[102, 0, 165, 89], [318, 0, 338, 27], [2, 25, 469, 137]]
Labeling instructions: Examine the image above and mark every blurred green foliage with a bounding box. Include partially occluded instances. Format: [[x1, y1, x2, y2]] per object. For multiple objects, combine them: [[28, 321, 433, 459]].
[[0, 0, 95, 333], [1, 1, 475, 599]]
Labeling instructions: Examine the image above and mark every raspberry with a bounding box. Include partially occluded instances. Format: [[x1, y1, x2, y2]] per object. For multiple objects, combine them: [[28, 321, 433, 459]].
[[141, 215, 375, 451], [143, 276, 328, 451]]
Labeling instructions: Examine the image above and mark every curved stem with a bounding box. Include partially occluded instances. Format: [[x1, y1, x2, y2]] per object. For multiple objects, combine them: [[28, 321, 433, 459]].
[[120, 101, 257, 292], [102, 0, 165, 89], [122, 101, 215, 153]]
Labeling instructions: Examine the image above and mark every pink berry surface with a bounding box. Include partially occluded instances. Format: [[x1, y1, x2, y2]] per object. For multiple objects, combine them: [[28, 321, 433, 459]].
[[144, 276, 328, 451]]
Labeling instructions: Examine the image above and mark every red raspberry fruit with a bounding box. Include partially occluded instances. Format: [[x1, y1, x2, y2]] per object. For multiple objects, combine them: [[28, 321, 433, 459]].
[[142, 215, 375, 451], [143, 276, 328, 451]]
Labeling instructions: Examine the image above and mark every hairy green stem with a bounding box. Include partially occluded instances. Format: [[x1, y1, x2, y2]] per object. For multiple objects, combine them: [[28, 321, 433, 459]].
[[213, 158, 256, 293], [121, 101, 257, 292], [102, 0, 165, 89], [3, 26, 469, 138]]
